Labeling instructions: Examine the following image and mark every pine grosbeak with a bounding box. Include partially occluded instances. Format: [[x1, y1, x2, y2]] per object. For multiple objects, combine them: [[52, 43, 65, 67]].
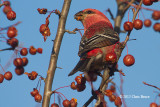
[[68, 9, 120, 76]]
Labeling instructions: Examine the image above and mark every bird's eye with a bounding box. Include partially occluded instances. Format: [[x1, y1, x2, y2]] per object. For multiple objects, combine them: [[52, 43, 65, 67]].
[[87, 10, 92, 14]]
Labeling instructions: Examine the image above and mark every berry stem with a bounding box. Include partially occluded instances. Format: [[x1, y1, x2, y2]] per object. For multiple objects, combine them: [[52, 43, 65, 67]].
[[119, 72, 127, 107], [0, 35, 7, 40], [0, 40, 7, 42], [55, 92, 65, 100], [36, 78, 40, 89], [54, 85, 71, 91], [140, 10, 146, 20], [120, 0, 159, 11], [39, 77, 42, 93], [112, 41, 119, 53], [54, 93, 55, 104], [0, 33, 6, 34], [126, 44, 128, 55], [127, 8, 134, 21], [78, 30, 83, 37], [154, 95, 158, 102], [0, 64, 6, 73]]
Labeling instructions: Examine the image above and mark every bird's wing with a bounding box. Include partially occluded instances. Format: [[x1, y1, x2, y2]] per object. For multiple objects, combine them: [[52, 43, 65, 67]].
[[78, 27, 119, 57]]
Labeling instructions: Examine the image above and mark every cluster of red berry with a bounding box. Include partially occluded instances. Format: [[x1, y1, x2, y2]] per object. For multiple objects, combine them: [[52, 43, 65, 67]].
[[37, 8, 48, 14], [0, 69, 12, 83], [0, 1, 43, 83], [2, 1, 16, 21], [30, 88, 42, 103], [51, 98, 77, 107], [124, 4, 160, 32], [38, 8, 52, 41], [142, 0, 159, 6], [105, 85, 122, 106], [13, 46, 42, 75], [71, 74, 86, 92]]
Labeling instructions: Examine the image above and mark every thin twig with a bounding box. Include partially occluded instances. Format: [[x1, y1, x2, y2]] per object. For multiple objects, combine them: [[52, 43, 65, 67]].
[[106, 8, 114, 20], [65, 28, 79, 34], [143, 81, 160, 91], [123, 0, 135, 13], [119, 73, 127, 107], [0, 3, 4, 7]]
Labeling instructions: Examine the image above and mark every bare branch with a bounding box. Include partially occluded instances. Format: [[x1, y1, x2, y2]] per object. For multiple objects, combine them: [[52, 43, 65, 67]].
[[42, 0, 72, 107]]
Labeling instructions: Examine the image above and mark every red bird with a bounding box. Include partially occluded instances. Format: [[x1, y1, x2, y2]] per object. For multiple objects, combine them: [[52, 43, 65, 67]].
[[68, 9, 119, 76]]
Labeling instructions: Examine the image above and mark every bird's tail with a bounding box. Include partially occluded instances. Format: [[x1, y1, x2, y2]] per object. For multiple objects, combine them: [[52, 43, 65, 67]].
[[68, 59, 90, 76]]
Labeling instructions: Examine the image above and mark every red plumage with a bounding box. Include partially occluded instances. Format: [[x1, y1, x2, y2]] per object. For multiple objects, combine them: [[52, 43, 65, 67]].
[[68, 9, 120, 76]]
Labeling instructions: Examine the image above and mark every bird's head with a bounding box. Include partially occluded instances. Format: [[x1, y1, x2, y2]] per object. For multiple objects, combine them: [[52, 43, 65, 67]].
[[74, 8, 113, 31]]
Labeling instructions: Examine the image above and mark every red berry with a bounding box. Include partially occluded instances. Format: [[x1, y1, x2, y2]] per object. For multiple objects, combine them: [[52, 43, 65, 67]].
[[0, 74, 4, 83], [4, 71, 12, 80], [123, 54, 135, 66], [105, 52, 117, 64], [143, 0, 153, 6], [114, 97, 122, 106], [76, 84, 86, 92], [3, 6, 12, 14], [15, 67, 24, 75], [153, 23, 160, 32], [109, 94, 116, 102], [71, 82, 77, 90], [39, 24, 47, 34], [123, 21, 133, 31], [7, 26, 17, 38], [110, 85, 116, 93], [70, 98, 77, 107], [13, 58, 23, 67], [29, 46, 37, 55], [22, 57, 28, 66], [37, 8, 48, 14], [3, 1, 11, 6], [75, 75, 82, 81], [51, 103, 59, 107], [20, 48, 28, 56], [37, 48, 43, 54], [150, 102, 158, 107], [144, 19, 152, 27], [75, 76, 86, 85], [152, 11, 160, 20], [7, 38, 19, 48], [133, 19, 143, 30], [7, 10, 16, 21], [105, 89, 112, 96], [28, 71, 38, 80], [34, 94, 42, 103], [30, 88, 39, 97], [63, 99, 71, 107]]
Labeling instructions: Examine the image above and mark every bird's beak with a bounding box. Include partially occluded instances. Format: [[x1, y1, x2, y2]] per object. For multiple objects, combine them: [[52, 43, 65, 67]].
[[74, 11, 83, 21]]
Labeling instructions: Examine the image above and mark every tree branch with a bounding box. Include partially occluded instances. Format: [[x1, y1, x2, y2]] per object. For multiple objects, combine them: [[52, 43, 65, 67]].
[[42, 0, 72, 107]]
